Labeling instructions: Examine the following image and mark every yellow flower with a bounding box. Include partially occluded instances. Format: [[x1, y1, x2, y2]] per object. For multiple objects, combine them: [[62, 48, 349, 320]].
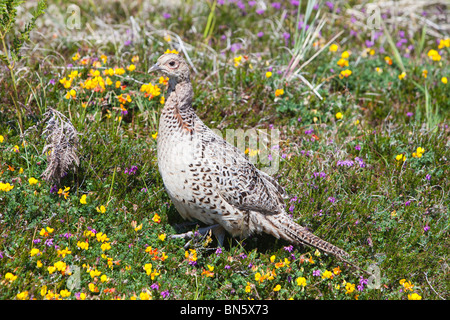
[[152, 132, 158, 140], [16, 291, 28, 300], [442, 77, 448, 84], [29, 177, 38, 185], [337, 58, 349, 67], [0, 182, 14, 192], [333, 266, 341, 275], [398, 72, 406, 80], [265, 71, 272, 78], [384, 56, 393, 65], [408, 293, 422, 300], [341, 50, 350, 59], [164, 49, 179, 55], [158, 233, 166, 241], [96, 232, 109, 243], [314, 249, 321, 257], [376, 67, 383, 74], [275, 89, 284, 97], [100, 54, 107, 64], [273, 284, 281, 292], [143, 263, 153, 275], [140, 291, 151, 300], [396, 154, 406, 161], [5, 272, 17, 282], [30, 248, 41, 257], [422, 69, 428, 78], [72, 52, 80, 61], [60, 289, 71, 298], [0, 135, 3, 143], [80, 194, 87, 204], [114, 67, 125, 75], [345, 282, 355, 294], [322, 270, 333, 280], [37, 260, 43, 268], [140, 83, 161, 99], [100, 274, 109, 282], [245, 282, 251, 293], [152, 213, 161, 223], [89, 268, 101, 278], [54, 260, 67, 272], [427, 49, 441, 61], [335, 112, 343, 120], [134, 223, 142, 232], [296, 277, 307, 287], [79, 292, 86, 300], [233, 55, 243, 67], [13, 145, 19, 152], [127, 64, 136, 72], [101, 242, 111, 251], [88, 283, 98, 293], [438, 38, 450, 49], [65, 89, 77, 99], [329, 44, 338, 52], [77, 241, 89, 250], [270, 255, 276, 263], [369, 49, 375, 55], [96, 205, 106, 213], [160, 96, 165, 104], [40, 285, 47, 297], [339, 69, 352, 79], [47, 266, 56, 274]]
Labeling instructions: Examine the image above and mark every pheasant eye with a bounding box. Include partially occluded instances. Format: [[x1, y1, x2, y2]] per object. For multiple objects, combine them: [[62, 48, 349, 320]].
[[168, 61, 176, 67]]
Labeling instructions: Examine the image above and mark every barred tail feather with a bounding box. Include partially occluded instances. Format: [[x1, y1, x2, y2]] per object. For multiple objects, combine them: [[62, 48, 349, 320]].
[[264, 214, 349, 259]]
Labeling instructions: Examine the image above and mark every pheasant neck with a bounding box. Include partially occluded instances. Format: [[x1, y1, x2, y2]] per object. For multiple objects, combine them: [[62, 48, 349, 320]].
[[165, 78, 195, 132]]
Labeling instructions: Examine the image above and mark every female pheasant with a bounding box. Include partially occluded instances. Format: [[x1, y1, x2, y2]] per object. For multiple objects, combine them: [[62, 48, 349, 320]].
[[149, 53, 349, 259]]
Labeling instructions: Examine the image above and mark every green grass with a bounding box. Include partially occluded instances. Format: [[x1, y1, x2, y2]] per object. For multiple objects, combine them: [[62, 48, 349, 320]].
[[0, 0, 449, 300]]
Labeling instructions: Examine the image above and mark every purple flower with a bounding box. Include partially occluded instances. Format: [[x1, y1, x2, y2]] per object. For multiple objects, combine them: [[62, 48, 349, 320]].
[[424, 225, 430, 232], [60, 232, 72, 239], [248, 1, 256, 7], [50, 185, 58, 193], [225, 265, 231, 269], [161, 290, 170, 298], [162, 13, 171, 19], [256, 9, 265, 15], [328, 197, 336, 203], [406, 112, 414, 117], [355, 144, 361, 151], [257, 31, 264, 38], [141, 187, 147, 193], [291, 0, 299, 6], [124, 40, 132, 46], [151, 283, 159, 290], [405, 200, 411, 206], [48, 79, 56, 85], [230, 43, 242, 53], [289, 204, 295, 213], [337, 160, 354, 167], [355, 157, 366, 168], [313, 269, 321, 276], [271, 2, 281, 9], [425, 174, 431, 181], [33, 239, 41, 244], [215, 247, 222, 256], [365, 40, 374, 47], [44, 238, 54, 247], [268, 154, 273, 161], [304, 129, 314, 135], [284, 245, 294, 252]]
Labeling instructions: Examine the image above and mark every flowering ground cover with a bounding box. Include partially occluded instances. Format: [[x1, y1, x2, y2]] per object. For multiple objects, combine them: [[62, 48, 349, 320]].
[[0, 0, 449, 300]]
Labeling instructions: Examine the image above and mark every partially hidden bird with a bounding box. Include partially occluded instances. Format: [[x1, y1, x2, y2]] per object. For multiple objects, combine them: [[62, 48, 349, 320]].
[[148, 53, 349, 260]]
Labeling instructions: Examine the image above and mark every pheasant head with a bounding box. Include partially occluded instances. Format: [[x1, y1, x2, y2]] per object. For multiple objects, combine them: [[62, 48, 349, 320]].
[[148, 53, 190, 82]]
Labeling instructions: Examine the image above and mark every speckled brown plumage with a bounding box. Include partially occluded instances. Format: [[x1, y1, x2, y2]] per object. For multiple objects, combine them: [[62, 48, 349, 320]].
[[149, 53, 349, 259]]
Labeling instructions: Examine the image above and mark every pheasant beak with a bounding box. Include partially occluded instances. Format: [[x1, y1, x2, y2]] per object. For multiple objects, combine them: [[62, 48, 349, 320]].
[[148, 62, 161, 73]]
